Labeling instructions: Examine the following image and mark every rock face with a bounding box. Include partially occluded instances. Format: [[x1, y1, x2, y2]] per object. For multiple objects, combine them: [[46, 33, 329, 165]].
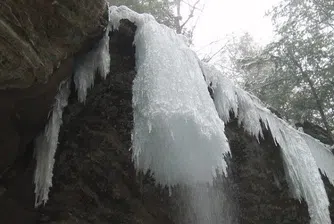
[[225, 121, 310, 224], [0, 0, 107, 201], [39, 24, 174, 223], [0, 0, 108, 89], [0, 20, 174, 224], [0, 9, 334, 224], [297, 121, 334, 145]]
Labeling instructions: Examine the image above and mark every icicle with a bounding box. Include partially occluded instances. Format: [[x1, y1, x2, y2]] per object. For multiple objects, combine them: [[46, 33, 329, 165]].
[[201, 62, 331, 224], [109, 6, 333, 223], [302, 133, 334, 186], [73, 27, 110, 103], [34, 79, 70, 207], [201, 64, 238, 123], [110, 6, 230, 187], [267, 118, 331, 224]]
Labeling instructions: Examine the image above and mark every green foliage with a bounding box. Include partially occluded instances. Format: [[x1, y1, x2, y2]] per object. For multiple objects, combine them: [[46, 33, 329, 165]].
[[233, 0, 334, 140], [268, 0, 333, 131]]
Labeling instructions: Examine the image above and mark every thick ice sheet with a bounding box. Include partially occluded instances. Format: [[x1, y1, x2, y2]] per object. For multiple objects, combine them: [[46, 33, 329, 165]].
[[201, 62, 331, 224], [34, 80, 70, 207], [110, 6, 230, 186]]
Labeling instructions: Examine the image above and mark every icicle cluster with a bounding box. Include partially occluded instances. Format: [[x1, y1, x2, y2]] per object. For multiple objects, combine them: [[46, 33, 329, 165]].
[[201, 62, 332, 224], [109, 7, 334, 223], [33, 6, 334, 224], [34, 80, 70, 207], [110, 6, 230, 186], [74, 27, 111, 103], [34, 12, 111, 206]]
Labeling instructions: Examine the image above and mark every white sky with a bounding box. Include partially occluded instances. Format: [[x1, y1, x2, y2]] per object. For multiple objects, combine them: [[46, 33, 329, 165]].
[[188, 0, 281, 53]]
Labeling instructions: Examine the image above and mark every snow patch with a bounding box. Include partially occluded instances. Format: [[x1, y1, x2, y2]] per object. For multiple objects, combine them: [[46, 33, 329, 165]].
[[110, 6, 230, 186], [34, 80, 70, 207], [201, 62, 331, 224]]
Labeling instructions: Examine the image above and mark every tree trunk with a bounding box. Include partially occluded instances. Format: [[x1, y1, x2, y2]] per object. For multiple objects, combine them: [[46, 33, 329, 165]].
[[175, 0, 182, 34], [289, 54, 334, 144]]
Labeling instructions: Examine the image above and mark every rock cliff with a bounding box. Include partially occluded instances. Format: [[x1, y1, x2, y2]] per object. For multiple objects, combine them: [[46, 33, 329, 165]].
[[0, 3, 333, 223]]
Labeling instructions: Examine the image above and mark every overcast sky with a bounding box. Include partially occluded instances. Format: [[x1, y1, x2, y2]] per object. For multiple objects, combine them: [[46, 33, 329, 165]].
[[189, 0, 281, 54]]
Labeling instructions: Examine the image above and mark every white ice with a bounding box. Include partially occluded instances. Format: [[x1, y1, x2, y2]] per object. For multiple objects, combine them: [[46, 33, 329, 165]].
[[110, 6, 230, 186], [33, 19, 110, 207], [32, 5, 334, 223], [74, 28, 110, 103], [302, 133, 334, 186], [34, 80, 70, 207]]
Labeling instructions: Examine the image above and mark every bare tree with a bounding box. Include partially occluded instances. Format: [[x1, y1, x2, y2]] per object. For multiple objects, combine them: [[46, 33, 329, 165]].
[[174, 0, 204, 35]]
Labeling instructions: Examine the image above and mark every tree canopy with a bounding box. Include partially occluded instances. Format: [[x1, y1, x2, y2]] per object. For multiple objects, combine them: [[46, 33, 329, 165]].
[[217, 0, 334, 143], [110, 0, 203, 41]]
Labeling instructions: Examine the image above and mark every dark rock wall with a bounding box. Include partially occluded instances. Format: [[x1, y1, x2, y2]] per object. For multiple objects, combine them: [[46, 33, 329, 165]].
[[0, 0, 108, 89], [0, 0, 108, 207], [0, 16, 333, 224], [0, 1, 107, 221], [297, 121, 334, 145], [0, 21, 175, 224], [225, 120, 310, 224]]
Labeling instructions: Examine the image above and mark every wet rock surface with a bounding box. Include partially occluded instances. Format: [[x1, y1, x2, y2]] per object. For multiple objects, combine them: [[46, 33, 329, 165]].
[[0, 0, 108, 89], [225, 121, 310, 224], [0, 16, 333, 224]]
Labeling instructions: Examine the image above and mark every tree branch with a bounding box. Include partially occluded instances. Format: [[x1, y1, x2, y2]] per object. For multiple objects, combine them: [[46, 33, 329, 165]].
[[287, 51, 334, 143], [180, 0, 201, 30], [202, 41, 230, 63]]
